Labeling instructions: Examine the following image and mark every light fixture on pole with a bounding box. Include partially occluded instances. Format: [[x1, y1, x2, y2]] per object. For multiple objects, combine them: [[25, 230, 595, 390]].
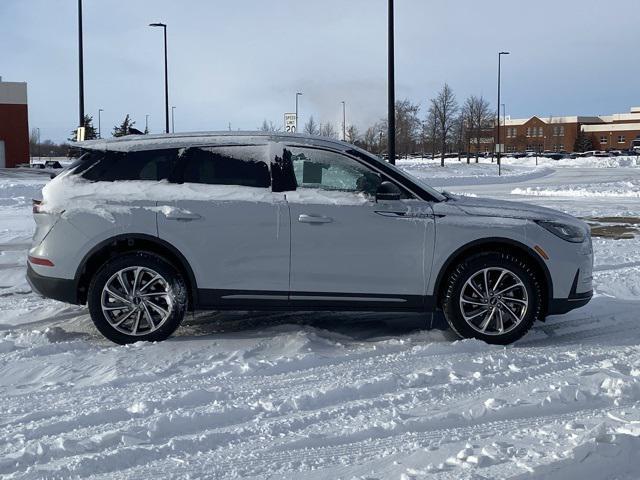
[[497, 51, 510, 176], [341, 101, 346, 141], [149, 22, 169, 134], [98, 109, 103, 138], [295, 92, 303, 132], [388, 0, 396, 165]]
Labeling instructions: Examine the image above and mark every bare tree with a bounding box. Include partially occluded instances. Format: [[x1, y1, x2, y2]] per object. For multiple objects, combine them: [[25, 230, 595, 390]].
[[304, 115, 319, 135], [319, 122, 337, 138], [259, 119, 280, 132], [346, 125, 359, 144], [424, 106, 438, 160], [431, 84, 459, 166], [394, 100, 421, 159], [463, 95, 493, 163]]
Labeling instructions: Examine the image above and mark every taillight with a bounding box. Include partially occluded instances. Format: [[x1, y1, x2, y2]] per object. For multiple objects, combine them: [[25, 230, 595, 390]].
[[32, 199, 44, 214]]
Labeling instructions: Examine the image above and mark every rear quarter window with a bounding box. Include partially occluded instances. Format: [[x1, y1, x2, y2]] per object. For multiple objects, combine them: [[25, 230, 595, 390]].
[[81, 149, 178, 182]]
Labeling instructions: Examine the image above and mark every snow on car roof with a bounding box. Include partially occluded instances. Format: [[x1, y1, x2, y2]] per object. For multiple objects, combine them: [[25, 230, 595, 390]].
[[74, 131, 354, 153]]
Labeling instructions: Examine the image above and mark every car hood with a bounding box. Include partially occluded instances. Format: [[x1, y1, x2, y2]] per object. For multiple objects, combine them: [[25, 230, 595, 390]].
[[441, 193, 578, 222]]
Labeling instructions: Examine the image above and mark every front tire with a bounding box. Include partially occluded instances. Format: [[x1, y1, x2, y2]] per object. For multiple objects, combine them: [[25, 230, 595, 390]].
[[88, 251, 187, 344], [442, 251, 543, 345]]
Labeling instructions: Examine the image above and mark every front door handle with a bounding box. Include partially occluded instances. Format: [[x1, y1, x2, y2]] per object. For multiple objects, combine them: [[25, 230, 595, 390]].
[[298, 214, 333, 224], [162, 208, 202, 221]]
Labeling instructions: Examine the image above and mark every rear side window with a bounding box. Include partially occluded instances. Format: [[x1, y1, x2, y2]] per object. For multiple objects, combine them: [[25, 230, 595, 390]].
[[81, 149, 178, 182], [177, 146, 270, 188]]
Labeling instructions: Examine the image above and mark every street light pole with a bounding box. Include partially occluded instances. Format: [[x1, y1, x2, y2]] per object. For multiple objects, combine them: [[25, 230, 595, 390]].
[[171, 106, 176, 133], [149, 22, 169, 134], [497, 51, 510, 176], [145, 114, 149, 134], [78, 0, 85, 128], [388, 0, 396, 165], [37, 127, 41, 161], [98, 109, 103, 138], [341, 101, 346, 141], [295, 92, 302, 133]]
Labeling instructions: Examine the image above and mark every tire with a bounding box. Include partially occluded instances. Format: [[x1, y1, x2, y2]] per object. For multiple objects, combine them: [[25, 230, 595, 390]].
[[442, 251, 543, 345], [88, 251, 188, 344]]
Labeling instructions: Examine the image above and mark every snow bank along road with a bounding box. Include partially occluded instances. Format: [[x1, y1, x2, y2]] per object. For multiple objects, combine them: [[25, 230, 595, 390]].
[[1, 162, 640, 480]]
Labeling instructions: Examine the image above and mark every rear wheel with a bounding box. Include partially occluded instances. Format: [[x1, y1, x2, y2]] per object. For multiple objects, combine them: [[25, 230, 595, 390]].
[[88, 252, 187, 344], [442, 252, 543, 345]]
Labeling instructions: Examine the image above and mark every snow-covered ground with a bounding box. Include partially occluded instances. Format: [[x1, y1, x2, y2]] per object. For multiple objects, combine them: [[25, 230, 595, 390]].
[[1, 159, 639, 479]]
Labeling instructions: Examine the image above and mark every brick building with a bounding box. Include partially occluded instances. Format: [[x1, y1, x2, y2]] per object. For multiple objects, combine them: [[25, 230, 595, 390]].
[[0, 78, 29, 168], [471, 107, 640, 154]]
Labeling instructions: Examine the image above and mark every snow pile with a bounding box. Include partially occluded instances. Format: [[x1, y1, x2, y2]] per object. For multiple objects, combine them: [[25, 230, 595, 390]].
[[502, 155, 640, 169], [511, 179, 640, 197]]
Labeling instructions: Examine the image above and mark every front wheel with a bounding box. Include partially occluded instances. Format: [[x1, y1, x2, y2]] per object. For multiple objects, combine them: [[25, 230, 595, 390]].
[[88, 252, 188, 344], [442, 252, 543, 345]]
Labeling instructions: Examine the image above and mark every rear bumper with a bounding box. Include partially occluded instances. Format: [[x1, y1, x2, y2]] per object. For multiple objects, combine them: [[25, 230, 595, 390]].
[[26, 264, 78, 304]]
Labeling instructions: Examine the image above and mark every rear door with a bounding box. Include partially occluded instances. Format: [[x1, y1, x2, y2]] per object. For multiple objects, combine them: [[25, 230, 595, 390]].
[[157, 145, 290, 308], [276, 145, 435, 310]]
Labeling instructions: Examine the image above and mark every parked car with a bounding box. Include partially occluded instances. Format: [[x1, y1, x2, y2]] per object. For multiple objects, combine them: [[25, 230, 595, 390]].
[[28, 132, 593, 345]]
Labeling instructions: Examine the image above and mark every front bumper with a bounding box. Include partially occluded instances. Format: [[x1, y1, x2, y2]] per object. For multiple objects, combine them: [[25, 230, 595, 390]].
[[27, 264, 78, 304], [547, 268, 593, 315]]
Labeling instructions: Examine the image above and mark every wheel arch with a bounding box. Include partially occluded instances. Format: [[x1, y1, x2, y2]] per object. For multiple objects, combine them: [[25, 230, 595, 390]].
[[433, 237, 552, 314], [74, 234, 198, 309]]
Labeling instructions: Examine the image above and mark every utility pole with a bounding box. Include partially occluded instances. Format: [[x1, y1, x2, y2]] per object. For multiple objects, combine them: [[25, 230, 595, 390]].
[[497, 51, 510, 176], [149, 23, 169, 133], [387, 0, 396, 165], [78, 0, 85, 128], [295, 92, 303, 133], [341, 101, 346, 141], [98, 109, 103, 138]]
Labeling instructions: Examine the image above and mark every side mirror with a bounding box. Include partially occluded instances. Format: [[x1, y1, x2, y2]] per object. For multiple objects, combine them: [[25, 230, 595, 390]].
[[376, 181, 402, 201]]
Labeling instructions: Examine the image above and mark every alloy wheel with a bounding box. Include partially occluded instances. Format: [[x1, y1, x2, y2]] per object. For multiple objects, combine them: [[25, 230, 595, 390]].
[[458, 267, 528, 336], [100, 266, 174, 336]]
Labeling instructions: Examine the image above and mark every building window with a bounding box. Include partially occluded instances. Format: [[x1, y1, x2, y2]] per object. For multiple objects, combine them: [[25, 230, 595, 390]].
[[559, 126, 564, 136], [526, 127, 531, 137], [600, 135, 608, 145], [618, 135, 626, 143]]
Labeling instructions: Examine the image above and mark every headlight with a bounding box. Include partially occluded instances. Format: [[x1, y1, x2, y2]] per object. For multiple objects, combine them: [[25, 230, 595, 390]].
[[535, 220, 587, 243]]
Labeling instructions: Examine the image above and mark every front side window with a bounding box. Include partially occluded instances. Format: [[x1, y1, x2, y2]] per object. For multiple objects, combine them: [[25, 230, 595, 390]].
[[81, 149, 178, 182], [177, 146, 270, 188], [287, 147, 382, 195]]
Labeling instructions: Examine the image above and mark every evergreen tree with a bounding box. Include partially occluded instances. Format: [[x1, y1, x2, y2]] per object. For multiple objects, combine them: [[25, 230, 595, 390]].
[[68, 115, 98, 142], [574, 129, 593, 152], [112, 115, 136, 137]]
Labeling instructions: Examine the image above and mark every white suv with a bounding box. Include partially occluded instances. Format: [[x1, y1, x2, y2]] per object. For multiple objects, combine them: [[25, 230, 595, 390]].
[[27, 132, 593, 345]]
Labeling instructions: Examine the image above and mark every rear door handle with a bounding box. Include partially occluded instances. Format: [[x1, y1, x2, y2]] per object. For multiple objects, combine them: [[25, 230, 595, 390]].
[[298, 214, 333, 224], [374, 210, 407, 217]]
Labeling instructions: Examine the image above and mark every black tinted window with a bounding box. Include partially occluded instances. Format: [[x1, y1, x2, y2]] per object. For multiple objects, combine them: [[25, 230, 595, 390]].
[[178, 146, 270, 188], [81, 149, 178, 182]]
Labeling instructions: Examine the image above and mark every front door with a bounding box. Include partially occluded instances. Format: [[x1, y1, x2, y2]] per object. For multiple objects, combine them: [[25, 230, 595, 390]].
[[279, 145, 435, 310], [157, 145, 290, 308]]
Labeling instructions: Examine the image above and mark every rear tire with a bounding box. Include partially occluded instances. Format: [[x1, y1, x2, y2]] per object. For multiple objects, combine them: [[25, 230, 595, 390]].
[[442, 251, 543, 345], [88, 251, 187, 344]]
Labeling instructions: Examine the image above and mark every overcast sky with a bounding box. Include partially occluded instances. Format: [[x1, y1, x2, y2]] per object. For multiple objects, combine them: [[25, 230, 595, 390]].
[[3, 0, 639, 142]]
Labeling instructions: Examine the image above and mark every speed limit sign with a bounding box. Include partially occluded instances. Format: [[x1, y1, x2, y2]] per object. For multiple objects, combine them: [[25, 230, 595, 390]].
[[284, 113, 297, 133]]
